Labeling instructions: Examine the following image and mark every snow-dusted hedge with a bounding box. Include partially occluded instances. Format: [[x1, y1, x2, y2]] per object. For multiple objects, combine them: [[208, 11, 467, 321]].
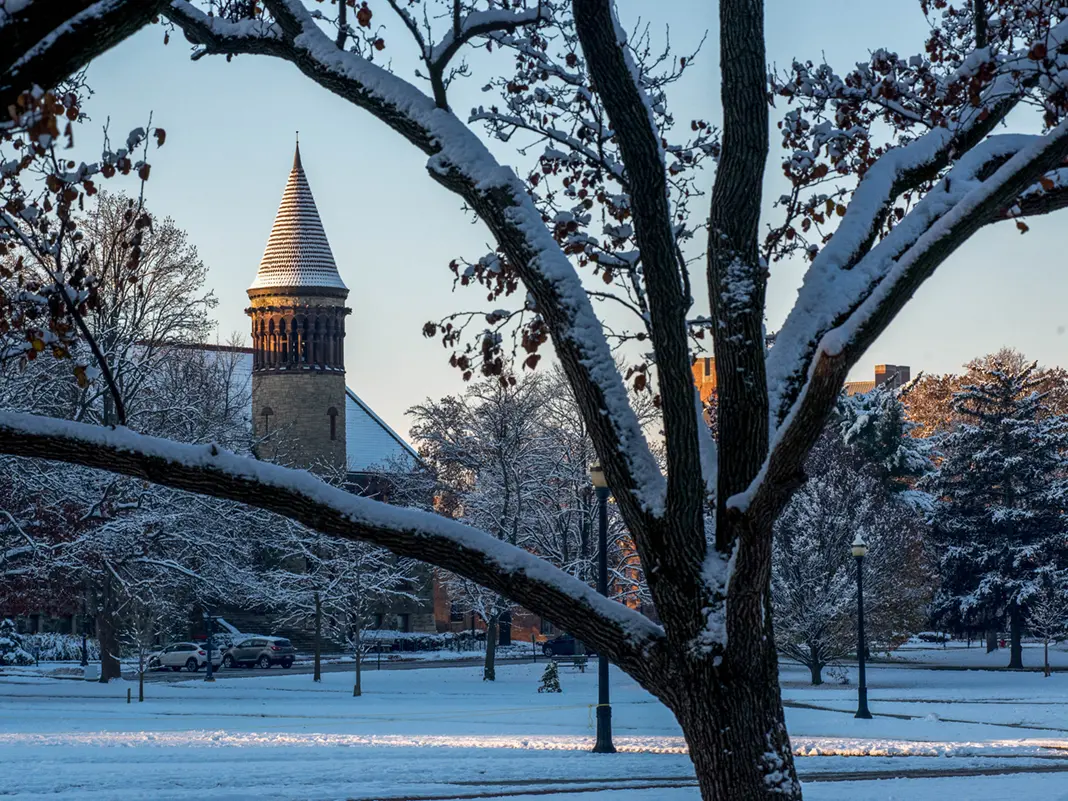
[[362, 630, 476, 652], [21, 632, 100, 662]]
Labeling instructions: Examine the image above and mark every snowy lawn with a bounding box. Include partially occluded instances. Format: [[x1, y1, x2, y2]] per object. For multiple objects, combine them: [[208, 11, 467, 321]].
[[884, 640, 1068, 669], [3, 661, 1068, 799]]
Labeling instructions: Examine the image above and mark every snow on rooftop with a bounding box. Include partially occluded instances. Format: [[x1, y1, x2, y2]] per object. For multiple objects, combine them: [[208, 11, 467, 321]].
[[248, 144, 348, 291]]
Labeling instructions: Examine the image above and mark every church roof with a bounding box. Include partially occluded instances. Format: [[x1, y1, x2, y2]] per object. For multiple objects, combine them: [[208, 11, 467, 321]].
[[249, 143, 348, 291]]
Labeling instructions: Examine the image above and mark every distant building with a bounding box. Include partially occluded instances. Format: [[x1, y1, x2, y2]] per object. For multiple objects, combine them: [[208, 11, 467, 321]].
[[693, 356, 717, 402], [844, 364, 912, 396], [692, 357, 911, 401]]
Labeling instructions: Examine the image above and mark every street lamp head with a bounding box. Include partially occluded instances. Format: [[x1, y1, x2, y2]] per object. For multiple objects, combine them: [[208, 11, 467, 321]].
[[590, 462, 607, 489], [851, 534, 869, 559]]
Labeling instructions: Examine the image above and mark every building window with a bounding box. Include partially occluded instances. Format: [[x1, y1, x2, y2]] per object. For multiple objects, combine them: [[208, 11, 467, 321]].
[[262, 406, 273, 437], [327, 406, 338, 441]]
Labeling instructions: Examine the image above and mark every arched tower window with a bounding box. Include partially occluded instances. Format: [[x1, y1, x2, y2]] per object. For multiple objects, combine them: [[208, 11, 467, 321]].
[[262, 406, 274, 437], [313, 316, 323, 367], [327, 406, 339, 441]]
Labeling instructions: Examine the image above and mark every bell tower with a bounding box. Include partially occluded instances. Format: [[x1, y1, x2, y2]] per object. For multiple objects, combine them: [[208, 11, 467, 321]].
[[246, 141, 350, 471]]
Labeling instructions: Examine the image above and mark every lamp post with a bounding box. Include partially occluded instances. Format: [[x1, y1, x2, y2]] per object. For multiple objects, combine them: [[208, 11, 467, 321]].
[[202, 610, 215, 683], [80, 589, 89, 668], [851, 534, 872, 719], [589, 463, 615, 754]]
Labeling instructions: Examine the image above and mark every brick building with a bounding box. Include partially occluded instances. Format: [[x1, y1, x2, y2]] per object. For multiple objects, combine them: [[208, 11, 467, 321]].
[[693, 356, 911, 401]]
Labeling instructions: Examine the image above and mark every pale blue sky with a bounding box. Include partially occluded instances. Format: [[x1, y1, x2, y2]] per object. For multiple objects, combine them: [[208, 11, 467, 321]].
[[80, 1, 1067, 436]]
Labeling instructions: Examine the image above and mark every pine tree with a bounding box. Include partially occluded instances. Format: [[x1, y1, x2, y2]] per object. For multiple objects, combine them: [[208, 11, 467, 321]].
[[538, 660, 562, 693], [838, 385, 930, 491], [0, 619, 34, 666], [924, 359, 1068, 669]]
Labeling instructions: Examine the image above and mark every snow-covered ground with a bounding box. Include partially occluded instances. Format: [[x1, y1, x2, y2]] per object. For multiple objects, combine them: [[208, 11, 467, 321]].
[[3, 660, 1068, 800], [885, 639, 1068, 669]]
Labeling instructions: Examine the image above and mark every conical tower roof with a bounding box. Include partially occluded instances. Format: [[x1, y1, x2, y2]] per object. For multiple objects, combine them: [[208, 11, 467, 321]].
[[249, 143, 347, 291]]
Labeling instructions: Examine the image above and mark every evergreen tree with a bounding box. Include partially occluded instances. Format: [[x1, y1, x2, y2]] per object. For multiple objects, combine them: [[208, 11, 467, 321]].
[[924, 359, 1068, 669], [772, 433, 932, 684], [538, 660, 562, 693], [837, 385, 930, 491], [0, 618, 33, 666]]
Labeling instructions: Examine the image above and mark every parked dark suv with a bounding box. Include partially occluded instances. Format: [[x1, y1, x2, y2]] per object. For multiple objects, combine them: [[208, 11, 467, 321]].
[[541, 633, 595, 657], [222, 636, 296, 669]]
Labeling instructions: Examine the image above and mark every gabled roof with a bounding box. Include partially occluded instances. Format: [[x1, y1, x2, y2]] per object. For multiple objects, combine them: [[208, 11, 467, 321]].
[[345, 388, 421, 474], [249, 143, 348, 291], [172, 346, 418, 475]]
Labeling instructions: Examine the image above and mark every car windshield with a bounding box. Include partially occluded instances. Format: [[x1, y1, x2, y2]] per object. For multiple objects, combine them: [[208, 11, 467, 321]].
[[272, 639, 292, 648]]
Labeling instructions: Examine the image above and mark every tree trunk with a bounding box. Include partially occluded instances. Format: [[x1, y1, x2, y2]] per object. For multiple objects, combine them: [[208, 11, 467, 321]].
[[483, 614, 498, 681], [671, 660, 801, 800], [1008, 606, 1023, 669], [807, 657, 823, 686], [313, 592, 322, 683], [95, 579, 122, 682], [138, 662, 144, 702], [986, 628, 998, 653], [1045, 639, 1051, 678]]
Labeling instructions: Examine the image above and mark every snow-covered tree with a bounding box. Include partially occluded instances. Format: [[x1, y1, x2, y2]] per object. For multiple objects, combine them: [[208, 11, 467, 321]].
[[0, 617, 34, 666], [1027, 577, 1068, 677], [924, 358, 1068, 669], [538, 660, 562, 693], [256, 519, 421, 691], [409, 375, 555, 680], [773, 432, 932, 684], [122, 584, 183, 701], [12, 1, 1068, 796], [838, 386, 931, 492], [0, 191, 253, 679]]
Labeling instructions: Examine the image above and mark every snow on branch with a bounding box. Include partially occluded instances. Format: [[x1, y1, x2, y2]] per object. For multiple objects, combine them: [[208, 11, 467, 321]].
[[429, 5, 545, 69], [0, 0, 165, 122], [767, 14, 1068, 430], [741, 115, 1068, 519], [0, 409, 668, 676]]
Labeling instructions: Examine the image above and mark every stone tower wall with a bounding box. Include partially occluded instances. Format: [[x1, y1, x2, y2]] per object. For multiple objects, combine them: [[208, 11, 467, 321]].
[[251, 370, 347, 471], [247, 287, 350, 472]]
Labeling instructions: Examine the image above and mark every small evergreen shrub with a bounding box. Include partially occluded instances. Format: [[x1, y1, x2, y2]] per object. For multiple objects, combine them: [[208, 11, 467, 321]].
[[538, 660, 562, 693], [0, 619, 34, 666]]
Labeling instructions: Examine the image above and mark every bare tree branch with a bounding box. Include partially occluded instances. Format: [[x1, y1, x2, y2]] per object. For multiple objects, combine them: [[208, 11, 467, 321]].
[[0, 0, 165, 123], [746, 118, 1068, 532]]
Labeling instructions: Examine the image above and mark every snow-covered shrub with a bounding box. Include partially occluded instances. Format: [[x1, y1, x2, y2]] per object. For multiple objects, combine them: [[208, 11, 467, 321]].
[[826, 665, 850, 685], [21, 632, 100, 662], [538, 661, 561, 693], [0, 619, 34, 666]]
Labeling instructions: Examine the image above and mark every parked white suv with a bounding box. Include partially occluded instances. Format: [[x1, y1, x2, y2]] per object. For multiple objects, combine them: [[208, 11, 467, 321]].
[[148, 642, 223, 672]]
